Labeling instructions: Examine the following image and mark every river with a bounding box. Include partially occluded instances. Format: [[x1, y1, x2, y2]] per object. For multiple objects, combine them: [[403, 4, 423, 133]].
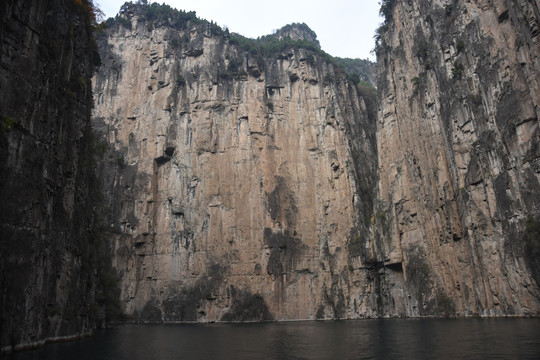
[[7, 318, 540, 359]]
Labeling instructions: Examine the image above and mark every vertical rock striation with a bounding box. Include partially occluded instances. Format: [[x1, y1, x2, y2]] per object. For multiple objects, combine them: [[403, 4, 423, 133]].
[[0, 0, 104, 352], [376, 0, 540, 316], [92, 3, 379, 321], [93, 0, 540, 322]]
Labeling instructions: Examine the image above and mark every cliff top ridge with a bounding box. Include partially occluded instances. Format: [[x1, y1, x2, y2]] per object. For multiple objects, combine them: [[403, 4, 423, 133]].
[[104, 1, 375, 86]]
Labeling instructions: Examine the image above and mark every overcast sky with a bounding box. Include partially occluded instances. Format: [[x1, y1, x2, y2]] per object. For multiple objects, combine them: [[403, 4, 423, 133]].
[[97, 0, 382, 61]]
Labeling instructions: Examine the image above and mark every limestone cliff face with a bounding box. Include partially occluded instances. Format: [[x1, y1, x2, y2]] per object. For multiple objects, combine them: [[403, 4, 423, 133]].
[[376, 0, 540, 316], [0, 0, 105, 352], [94, 0, 540, 321], [92, 3, 378, 321]]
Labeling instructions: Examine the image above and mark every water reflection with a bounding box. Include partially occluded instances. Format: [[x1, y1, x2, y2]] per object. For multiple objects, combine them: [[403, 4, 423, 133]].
[[7, 319, 540, 360]]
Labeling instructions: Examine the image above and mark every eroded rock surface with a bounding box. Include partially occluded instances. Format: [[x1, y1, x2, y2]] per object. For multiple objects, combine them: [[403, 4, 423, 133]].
[[93, 3, 378, 321], [0, 0, 104, 352], [375, 0, 540, 316], [93, 1, 540, 322]]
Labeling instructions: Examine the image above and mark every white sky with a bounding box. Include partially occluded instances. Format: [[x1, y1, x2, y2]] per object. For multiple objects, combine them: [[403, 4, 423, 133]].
[[97, 1, 382, 61]]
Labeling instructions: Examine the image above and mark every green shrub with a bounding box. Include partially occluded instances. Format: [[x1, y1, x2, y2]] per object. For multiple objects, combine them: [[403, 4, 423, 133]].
[[374, 0, 396, 53], [78, 76, 87, 88], [208, 20, 222, 35], [526, 216, 540, 249], [456, 39, 465, 53], [436, 292, 455, 317], [451, 61, 464, 79], [524, 216, 540, 287], [93, 140, 108, 159], [116, 156, 126, 167], [170, 37, 180, 47], [176, 75, 186, 86], [116, 17, 131, 29], [0, 115, 15, 133], [229, 33, 321, 61], [411, 72, 428, 94], [348, 236, 363, 257], [380, 0, 396, 22], [226, 57, 243, 74], [229, 34, 259, 54], [323, 73, 335, 85], [115, 2, 200, 30], [266, 102, 274, 112], [66, 88, 77, 100], [416, 41, 428, 60], [346, 72, 360, 85], [356, 81, 377, 120]]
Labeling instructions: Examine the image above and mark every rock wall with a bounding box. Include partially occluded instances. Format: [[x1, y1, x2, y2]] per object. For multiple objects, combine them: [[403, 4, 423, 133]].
[[2, 0, 539, 353], [94, 0, 540, 322], [375, 0, 540, 316], [92, 4, 379, 321], [0, 0, 104, 352]]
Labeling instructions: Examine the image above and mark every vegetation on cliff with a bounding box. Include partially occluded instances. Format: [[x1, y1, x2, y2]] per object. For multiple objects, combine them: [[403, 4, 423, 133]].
[[374, 0, 396, 53], [105, 1, 375, 87], [525, 216, 540, 286]]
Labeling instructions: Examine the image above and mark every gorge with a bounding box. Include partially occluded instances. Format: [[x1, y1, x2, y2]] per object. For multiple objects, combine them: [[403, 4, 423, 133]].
[[1, 0, 539, 353]]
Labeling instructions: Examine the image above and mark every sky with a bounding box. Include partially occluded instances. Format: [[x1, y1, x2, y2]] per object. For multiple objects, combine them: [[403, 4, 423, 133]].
[[97, 0, 382, 61]]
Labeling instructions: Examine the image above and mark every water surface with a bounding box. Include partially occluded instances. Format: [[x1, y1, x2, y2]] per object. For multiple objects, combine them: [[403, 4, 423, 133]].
[[8, 318, 540, 359]]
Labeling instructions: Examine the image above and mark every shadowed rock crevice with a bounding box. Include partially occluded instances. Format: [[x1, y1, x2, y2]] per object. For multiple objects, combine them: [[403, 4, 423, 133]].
[[134, 263, 228, 322], [220, 286, 274, 322], [266, 176, 298, 228], [264, 228, 306, 277]]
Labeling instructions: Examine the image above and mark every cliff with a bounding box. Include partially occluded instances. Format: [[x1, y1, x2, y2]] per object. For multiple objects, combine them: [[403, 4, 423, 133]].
[[375, 0, 540, 316], [1, 0, 538, 354], [92, 2, 379, 321], [0, 0, 110, 352], [92, 0, 540, 322]]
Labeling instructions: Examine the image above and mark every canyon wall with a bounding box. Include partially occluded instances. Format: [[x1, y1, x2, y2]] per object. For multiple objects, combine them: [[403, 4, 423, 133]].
[[92, 0, 540, 322], [2, 0, 539, 354], [92, 3, 381, 321], [375, 0, 540, 316], [0, 0, 107, 352]]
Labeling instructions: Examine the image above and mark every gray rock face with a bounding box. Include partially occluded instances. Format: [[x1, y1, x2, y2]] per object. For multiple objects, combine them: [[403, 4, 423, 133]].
[[375, 0, 540, 316], [92, 4, 378, 321], [0, 0, 104, 352]]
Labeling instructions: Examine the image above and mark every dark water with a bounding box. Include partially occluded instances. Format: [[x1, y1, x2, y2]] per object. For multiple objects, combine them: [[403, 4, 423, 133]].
[[8, 319, 540, 360]]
